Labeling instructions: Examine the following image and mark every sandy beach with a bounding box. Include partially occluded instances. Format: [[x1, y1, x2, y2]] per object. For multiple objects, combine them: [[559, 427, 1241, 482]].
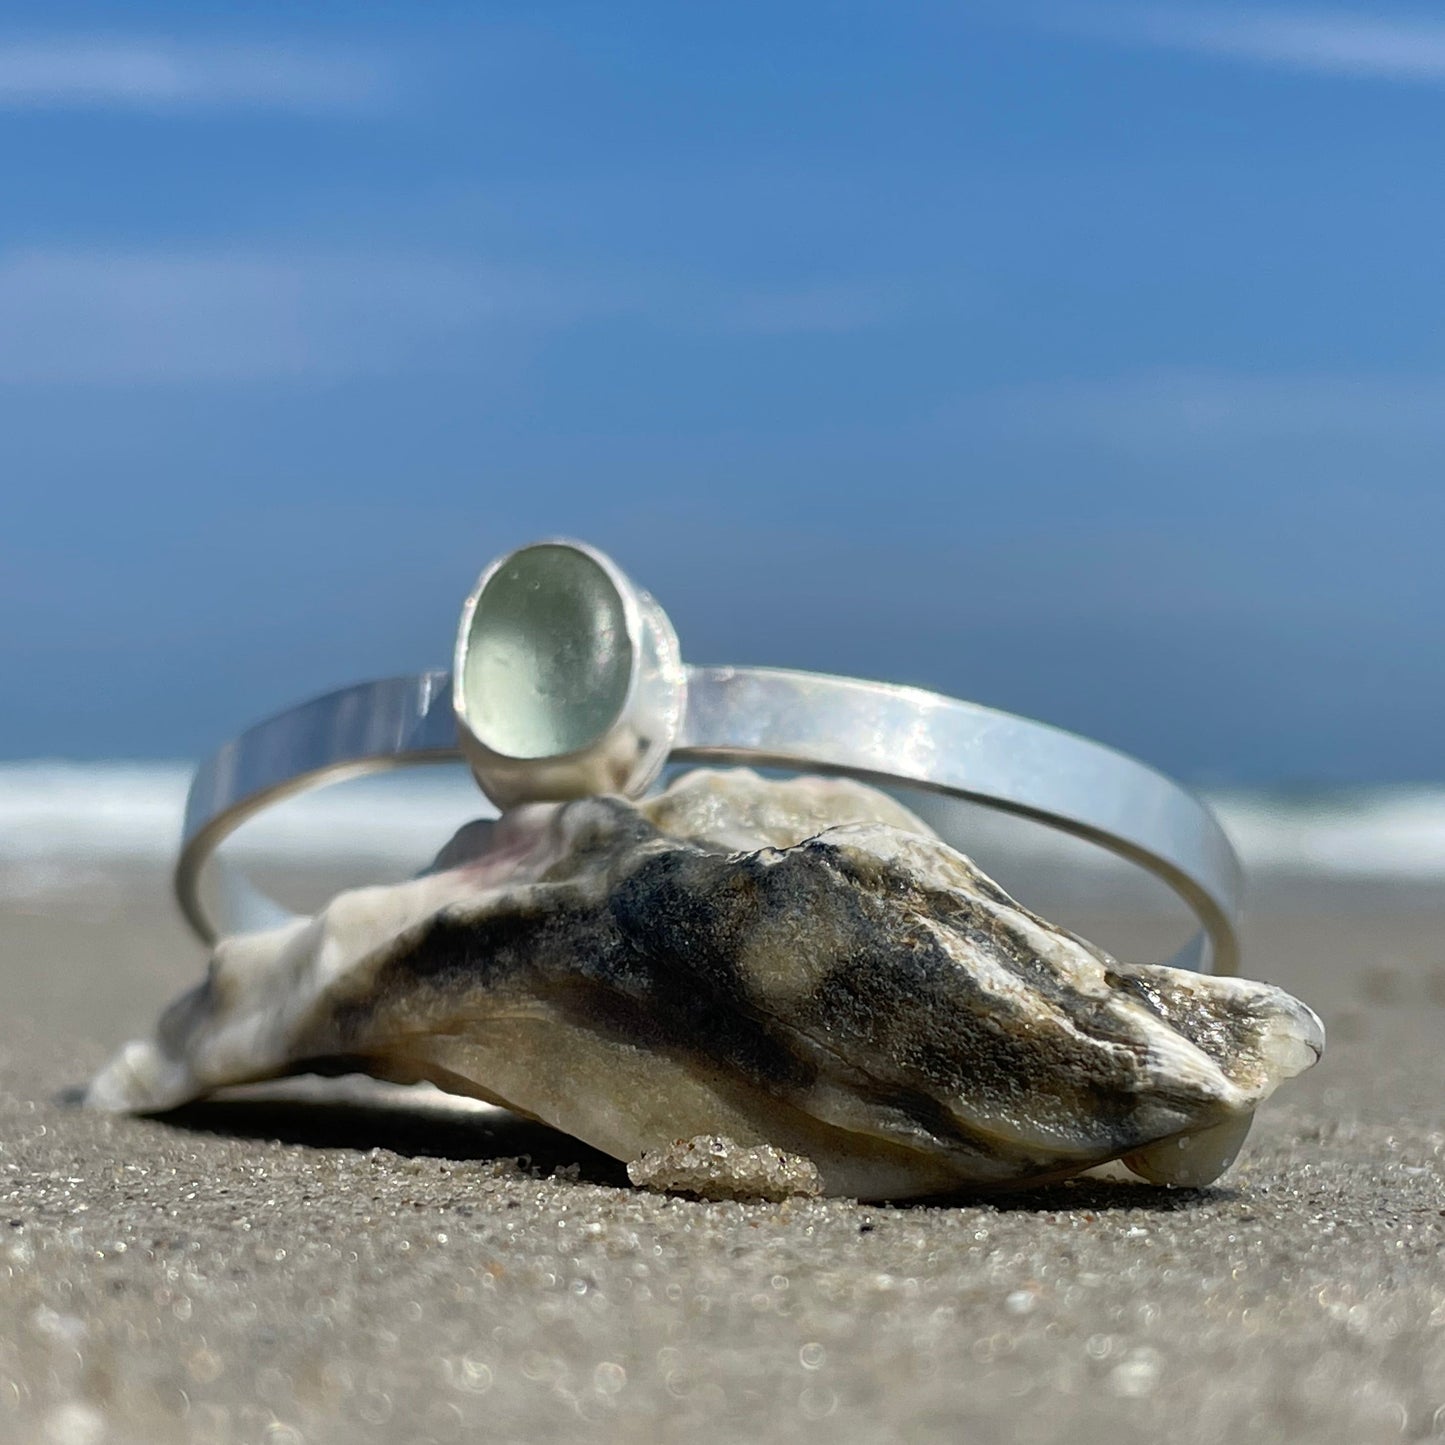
[[1, 864, 1442, 1445], [8, 0, 1445, 1437]]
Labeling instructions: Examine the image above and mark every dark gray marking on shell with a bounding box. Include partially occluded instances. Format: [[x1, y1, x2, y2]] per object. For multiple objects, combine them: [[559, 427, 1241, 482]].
[[1104, 968, 1276, 1072], [628, 833, 1187, 1162], [303, 807, 1215, 1175]]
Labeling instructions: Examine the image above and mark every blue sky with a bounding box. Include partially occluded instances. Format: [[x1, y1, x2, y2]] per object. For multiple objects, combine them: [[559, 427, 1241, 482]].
[[2, 1, 1442, 783]]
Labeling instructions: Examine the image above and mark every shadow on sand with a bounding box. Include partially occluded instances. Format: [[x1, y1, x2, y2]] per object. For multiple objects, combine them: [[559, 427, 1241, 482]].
[[149, 1093, 631, 1188], [125, 1087, 1228, 1214]]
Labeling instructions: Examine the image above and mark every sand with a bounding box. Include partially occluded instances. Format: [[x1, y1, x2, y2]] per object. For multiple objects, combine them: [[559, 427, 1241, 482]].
[[1, 866, 1442, 1444]]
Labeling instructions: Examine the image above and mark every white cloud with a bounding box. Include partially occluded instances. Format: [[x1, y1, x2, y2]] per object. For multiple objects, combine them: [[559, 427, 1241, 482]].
[[0, 251, 561, 383], [1062, 6, 1445, 82], [0, 249, 908, 385], [0, 37, 386, 111]]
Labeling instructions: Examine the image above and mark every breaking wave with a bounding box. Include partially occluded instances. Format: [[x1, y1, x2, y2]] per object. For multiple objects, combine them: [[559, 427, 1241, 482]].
[[2, 761, 1444, 907]]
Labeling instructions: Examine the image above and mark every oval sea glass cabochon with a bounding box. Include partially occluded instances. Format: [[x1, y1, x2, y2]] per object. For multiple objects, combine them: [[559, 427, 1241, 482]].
[[461, 544, 634, 761]]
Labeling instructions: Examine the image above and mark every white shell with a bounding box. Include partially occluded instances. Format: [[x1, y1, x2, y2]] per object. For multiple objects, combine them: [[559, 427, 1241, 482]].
[[88, 769, 1322, 1200]]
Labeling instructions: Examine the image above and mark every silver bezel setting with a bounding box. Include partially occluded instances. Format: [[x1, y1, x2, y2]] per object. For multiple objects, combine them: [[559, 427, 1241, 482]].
[[451, 538, 687, 809]]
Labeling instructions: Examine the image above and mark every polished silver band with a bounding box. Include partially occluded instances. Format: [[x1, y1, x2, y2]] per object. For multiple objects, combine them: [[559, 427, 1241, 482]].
[[176, 666, 1242, 974]]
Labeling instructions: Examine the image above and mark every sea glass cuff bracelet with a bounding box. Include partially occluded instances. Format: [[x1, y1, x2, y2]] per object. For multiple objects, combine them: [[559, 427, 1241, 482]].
[[175, 539, 1243, 974]]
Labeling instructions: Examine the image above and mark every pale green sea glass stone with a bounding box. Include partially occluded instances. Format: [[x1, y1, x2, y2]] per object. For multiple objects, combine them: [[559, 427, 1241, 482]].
[[461, 544, 633, 760]]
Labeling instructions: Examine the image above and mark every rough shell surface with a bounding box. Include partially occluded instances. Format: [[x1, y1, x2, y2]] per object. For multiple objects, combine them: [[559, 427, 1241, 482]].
[[87, 769, 1323, 1199], [627, 1135, 822, 1203]]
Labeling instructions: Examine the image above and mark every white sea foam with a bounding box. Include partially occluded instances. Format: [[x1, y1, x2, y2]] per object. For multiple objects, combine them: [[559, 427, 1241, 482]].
[[1209, 787, 1445, 883], [0, 760, 494, 910], [1, 761, 1443, 908], [0, 760, 492, 862]]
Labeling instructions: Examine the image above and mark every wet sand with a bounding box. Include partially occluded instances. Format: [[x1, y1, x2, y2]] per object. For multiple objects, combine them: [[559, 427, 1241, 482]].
[[1, 867, 1442, 1444]]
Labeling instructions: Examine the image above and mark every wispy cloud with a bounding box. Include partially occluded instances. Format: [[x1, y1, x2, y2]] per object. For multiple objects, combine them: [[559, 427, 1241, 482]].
[[1061, 6, 1445, 82], [0, 248, 901, 385], [0, 37, 387, 112], [0, 251, 552, 383]]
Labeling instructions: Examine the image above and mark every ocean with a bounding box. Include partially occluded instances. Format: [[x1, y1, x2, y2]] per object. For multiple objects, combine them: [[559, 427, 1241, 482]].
[[2, 760, 1444, 917]]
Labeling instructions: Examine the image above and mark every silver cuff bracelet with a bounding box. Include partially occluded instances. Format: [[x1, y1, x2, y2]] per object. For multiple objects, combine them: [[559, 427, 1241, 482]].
[[175, 540, 1243, 974]]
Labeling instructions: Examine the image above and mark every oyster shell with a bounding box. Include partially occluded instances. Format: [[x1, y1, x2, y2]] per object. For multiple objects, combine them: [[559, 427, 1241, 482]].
[[87, 769, 1323, 1199]]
